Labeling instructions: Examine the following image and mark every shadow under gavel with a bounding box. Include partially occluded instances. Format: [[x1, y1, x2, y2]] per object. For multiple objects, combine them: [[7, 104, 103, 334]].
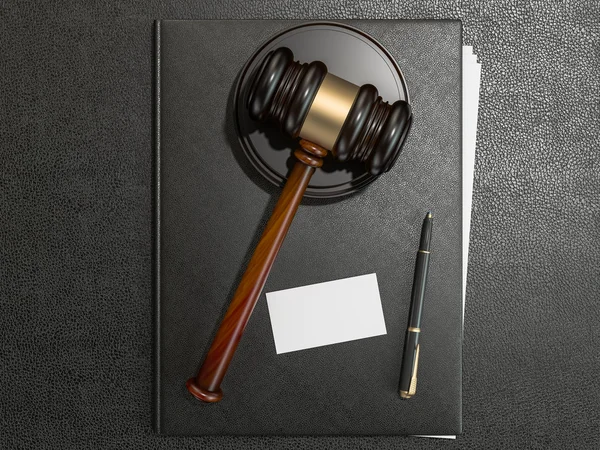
[[187, 47, 413, 403]]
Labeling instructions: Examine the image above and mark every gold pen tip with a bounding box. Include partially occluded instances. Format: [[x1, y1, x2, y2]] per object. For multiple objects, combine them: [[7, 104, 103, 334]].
[[426, 211, 432, 219], [399, 390, 412, 399]]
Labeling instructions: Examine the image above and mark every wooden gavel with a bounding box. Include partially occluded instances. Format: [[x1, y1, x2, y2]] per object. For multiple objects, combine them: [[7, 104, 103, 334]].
[[187, 47, 413, 402]]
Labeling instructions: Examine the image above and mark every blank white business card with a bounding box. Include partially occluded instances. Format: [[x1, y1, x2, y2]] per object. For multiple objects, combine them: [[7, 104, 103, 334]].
[[266, 273, 387, 354]]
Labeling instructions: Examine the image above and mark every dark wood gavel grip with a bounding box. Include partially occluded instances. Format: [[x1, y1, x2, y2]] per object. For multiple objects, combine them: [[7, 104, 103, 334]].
[[187, 140, 327, 403]]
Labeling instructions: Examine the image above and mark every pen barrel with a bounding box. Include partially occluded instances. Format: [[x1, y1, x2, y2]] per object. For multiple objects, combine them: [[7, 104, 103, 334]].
[[408, 251, 430, 327], [399, 329, 420, 394], [399, 239, 431, 397]]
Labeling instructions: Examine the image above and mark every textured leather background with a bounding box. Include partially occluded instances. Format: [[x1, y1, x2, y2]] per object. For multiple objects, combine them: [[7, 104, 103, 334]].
[[1, 1, 599, 449], [157, 19, 461, 436]]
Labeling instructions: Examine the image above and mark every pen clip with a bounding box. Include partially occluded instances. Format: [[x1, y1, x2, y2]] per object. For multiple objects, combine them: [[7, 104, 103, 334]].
[[408, 344, 420, 396]]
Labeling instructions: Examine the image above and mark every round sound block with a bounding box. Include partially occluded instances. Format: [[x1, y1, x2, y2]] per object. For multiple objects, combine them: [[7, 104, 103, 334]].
[[235, 22, 410, 199]]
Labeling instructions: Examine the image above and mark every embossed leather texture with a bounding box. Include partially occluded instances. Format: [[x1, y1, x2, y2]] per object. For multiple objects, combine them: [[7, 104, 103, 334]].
[[156, 19, 461, 436], [1, 1, 599, 449]]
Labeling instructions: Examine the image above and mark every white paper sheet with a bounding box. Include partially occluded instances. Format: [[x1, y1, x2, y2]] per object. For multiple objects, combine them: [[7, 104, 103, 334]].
[[266, 273, 387, 354], [462, 46, 481, 314]]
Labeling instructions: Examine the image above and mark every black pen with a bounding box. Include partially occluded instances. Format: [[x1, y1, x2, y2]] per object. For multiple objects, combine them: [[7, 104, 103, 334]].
[[399, 212, 433, 399]]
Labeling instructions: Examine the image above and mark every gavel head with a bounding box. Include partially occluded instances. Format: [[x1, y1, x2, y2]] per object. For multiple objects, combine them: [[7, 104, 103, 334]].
[[246, 47, 413, 176]]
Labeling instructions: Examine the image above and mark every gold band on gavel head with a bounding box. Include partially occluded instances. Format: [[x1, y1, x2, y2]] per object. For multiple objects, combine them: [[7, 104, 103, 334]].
[[299, 73, 360, 151]]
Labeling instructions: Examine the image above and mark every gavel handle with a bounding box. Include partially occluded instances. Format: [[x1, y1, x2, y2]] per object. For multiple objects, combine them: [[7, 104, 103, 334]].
[[187, 140, 327, 403]]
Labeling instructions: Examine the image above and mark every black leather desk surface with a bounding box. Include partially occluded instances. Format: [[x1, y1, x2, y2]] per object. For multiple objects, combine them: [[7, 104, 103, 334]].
[[1, 1, 599, 449]]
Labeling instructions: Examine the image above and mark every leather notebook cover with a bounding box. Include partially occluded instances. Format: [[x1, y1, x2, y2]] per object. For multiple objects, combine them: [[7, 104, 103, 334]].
[[155, 19, 462, 435]]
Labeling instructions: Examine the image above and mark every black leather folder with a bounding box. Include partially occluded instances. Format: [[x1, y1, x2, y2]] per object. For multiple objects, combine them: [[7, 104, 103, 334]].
[[155, 19, 462, 435]]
